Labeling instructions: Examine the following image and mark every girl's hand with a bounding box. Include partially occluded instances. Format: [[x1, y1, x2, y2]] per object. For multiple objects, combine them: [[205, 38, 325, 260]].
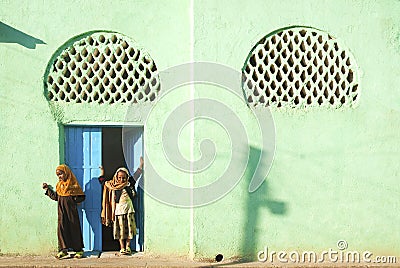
[[139, 156, 144, 169], [99, 166, 105, 176], [42, 183, 48, 190]]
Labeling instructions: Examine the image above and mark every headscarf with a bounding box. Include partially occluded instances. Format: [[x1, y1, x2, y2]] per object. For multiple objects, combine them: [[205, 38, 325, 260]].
[[55, 164, 85, 196], [104, 167, 130, 191], [101, 167, 130, 226]]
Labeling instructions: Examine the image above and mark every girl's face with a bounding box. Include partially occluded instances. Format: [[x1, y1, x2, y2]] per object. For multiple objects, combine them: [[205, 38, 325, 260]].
[[56, 169, 67, 181], [117, 171, 127, 182]]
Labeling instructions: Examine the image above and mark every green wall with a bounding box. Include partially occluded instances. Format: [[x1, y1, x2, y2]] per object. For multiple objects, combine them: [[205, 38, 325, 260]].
[[0, 0, 191, 255], [0, 0, 399, 261], [192, 0, 400, 260]]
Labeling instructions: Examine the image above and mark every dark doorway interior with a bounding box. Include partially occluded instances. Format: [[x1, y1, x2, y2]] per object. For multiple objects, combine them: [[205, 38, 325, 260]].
[[101, 127, 126, 251]]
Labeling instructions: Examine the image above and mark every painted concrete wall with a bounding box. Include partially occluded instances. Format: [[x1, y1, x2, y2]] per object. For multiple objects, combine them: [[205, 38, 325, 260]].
[[192, 0, 400, 260], [0, 0, 191, 255], [0, 0, 399, 262]]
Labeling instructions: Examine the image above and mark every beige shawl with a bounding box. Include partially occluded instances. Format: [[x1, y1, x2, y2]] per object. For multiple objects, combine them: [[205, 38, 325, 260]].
[[101, 167, 130, 226]]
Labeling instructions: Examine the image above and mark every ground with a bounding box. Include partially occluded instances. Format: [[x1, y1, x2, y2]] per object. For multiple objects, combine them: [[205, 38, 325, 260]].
[[0, 252, 398, 268]]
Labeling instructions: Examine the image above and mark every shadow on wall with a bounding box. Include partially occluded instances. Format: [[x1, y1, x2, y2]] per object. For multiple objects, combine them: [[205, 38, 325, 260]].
[[82, 177, 102, 251], [0, 21, 46, 49], [240, 146, 287, 260]]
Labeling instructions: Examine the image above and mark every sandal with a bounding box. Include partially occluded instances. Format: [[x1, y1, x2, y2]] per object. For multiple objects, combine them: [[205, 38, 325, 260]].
[[125, 246, 131, 254], [56, 250, 68, 259], [74, 251, 84, 259], [120, 248, 126, 254]]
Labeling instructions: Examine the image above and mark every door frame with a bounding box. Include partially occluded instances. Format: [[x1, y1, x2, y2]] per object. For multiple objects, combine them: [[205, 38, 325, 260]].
[[62, 123, 145, 252]]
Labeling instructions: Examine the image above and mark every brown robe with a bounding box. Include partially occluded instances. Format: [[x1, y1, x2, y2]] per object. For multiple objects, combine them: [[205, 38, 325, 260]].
[[46, 189, 85, 251]]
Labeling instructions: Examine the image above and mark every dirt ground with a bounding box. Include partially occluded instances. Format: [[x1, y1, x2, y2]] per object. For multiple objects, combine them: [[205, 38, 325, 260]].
[[0, 252, 398, 268]]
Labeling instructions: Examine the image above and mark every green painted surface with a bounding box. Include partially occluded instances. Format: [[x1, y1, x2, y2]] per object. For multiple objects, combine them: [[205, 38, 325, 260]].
[[192, 0, 400, 260], [0, 0, 191, 255], [144, 86, 192, 255], [0, 0, 399, 262]]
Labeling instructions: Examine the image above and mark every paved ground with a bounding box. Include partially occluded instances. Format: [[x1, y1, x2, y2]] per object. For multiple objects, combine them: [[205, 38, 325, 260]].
[[0, 252, 398, 268]]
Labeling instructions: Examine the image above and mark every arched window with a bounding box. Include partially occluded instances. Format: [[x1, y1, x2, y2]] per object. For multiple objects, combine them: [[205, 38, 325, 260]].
[[45, 32, 159, 105], [242, 27, 360, 108]]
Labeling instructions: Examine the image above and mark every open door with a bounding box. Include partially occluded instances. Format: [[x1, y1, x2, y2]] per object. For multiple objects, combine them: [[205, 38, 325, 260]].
[[64, 126, 144, 252], [122, 127, 144, 252]]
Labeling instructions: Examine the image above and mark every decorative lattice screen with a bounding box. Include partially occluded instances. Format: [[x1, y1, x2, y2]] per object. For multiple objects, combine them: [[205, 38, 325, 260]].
[[46, 32, 160, 104], [242, 27, 360, 108]]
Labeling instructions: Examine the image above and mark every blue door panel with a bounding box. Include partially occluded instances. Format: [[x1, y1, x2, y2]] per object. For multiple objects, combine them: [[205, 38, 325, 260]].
[[65, 126, 102, 252]]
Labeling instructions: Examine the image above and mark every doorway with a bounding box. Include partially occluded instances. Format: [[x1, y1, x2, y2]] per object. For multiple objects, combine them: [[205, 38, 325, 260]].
[[64, 126, 144, 252]]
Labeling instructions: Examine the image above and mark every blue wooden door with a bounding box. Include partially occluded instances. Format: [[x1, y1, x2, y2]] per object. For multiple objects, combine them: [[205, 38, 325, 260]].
[[123, 127, 144, 251], [65, 126, 102, 252]]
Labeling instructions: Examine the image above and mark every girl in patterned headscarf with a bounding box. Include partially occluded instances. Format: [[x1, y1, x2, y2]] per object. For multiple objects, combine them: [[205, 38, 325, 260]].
[[99, 157, 143, 255], [42, 164, 85, 259]]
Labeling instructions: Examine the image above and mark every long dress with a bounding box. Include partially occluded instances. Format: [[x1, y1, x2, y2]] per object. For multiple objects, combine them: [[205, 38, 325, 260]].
[[46, 189, 85, 251]]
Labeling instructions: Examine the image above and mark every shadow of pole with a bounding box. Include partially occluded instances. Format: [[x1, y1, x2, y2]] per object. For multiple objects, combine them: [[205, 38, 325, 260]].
[[0, 21, 46, 49], [239, 146, 287, 261]]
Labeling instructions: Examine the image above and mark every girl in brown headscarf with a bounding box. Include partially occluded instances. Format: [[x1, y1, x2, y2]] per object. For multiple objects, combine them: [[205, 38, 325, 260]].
[[99, 157, 143, 255], [42, 164, 85, 259]]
